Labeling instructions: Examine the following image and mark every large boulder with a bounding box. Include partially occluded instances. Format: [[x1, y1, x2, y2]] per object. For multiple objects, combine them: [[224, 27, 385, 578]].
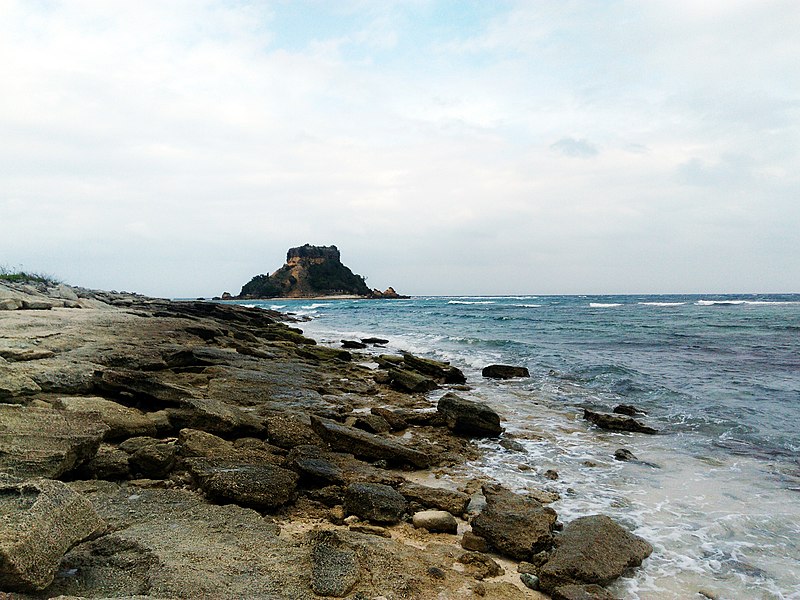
[[186, 458, 299, 510], [583, 409, 657, 435], [538, 515, 653, 592], [482, 365, 530, 379], [412, 510, 458, 534], [310, 416, 432, 468], [401, 353, 466, 385], [55, 396, 159, 440], [436, 392, 502, 437], [264, 412, 324, 449], [0, 405, 109, 478], [398, 481, 470, 516], [470, 484, 557, 561], [344, 482, 406, 524], [388, 368, 438, 393], [0, 477, 106, 592]]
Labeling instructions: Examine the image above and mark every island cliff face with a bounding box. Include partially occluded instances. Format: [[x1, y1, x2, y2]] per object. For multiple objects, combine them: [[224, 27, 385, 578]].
[[237, 244, 405, 299]]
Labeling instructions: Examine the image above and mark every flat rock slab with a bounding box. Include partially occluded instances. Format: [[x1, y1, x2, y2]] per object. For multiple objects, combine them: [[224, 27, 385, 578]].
[[398, 481, 470, 516], [0, 405, 109, 478], [470, 484, 557, 561], [186, 457, 299, 510], [539, 514, 653, 592], [310, 530, 360, 597], [0, 478, 105, 592], [55, 396, 159, 440], [167, 396, 264, 437], [310, 416, 432, 468]]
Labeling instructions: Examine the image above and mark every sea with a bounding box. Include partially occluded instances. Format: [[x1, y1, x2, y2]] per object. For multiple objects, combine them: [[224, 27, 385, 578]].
[[236, 294, 800, 599]]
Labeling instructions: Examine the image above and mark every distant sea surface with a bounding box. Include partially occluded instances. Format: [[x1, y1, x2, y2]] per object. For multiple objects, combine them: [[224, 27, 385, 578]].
[[238, 294, 800, 599]]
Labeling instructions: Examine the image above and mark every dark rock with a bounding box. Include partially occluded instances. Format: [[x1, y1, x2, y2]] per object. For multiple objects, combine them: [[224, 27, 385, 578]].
[[399, 481, 470, 516], [388, 368, 438, 393], [264, 413, 324, 449], [461, 531, 489, 553], [361, 338, 389, 345], [310, 416, 432, 468], [402, 353, 467, 385], [80, 444, 131, 480], [297, 346, 352, 362], [613, 404, 647, 417], [499, 438, 526, 452], [344, 482, 406, 524], [128, 442, 176, 479], [353, 414, 391, 434], [412, 510, 458, 534], [186, 458, 299, 510], [613, 448, 637, 462], [539, 515, 653, 592], [545, 469, 559, 480], [93, 369, 196, 406], [470, 484, 557, 561], [0, 405, 109, 478], [0, 478, 106, 591], [370, 407, 409, 431], [551, 583, 619, 600], [583, 409, 658, 434], [520, 573, 540, 590], [481, 365, 530, 379], [436, 392, 502, 437], [341, 340, 367, 349], [310, 530, 360, 597]]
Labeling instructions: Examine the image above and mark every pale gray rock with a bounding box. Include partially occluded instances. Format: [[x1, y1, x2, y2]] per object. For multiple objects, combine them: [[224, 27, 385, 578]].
[[412, 510, 458, 534], [55, 396, 159, 441]]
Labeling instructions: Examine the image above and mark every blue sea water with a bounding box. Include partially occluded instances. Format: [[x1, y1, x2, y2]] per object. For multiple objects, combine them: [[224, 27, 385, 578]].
[[240, 294, 800, 599]]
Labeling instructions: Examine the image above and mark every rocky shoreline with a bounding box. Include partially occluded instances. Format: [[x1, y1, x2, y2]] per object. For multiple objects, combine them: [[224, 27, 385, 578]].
[[1, 280, 652, 600]]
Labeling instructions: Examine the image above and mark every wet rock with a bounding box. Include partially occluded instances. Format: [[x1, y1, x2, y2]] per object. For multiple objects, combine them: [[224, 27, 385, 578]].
[[412, 510, 458, 534], [614, 448, 637, 462], [583, 409, 657, 434], [0, 478, 106, 592], [398, 481, 470, 516], [499, 437, 526, 452], [551, 583, 618, 600], [613, 404, 647, 417], [361, 337, 389, 345], [388, 368, 439, 393], [167, 397, 264, 437], [370, 407, 409, 431], [520, 573, 540, 590], [341, 340, 367, 349], [55, 396, 159, 441], [310, 416, 432, 468], [310, 530, 360, 597], [402, 353, 466, 384], [344, 482, 406, 524], [437, 392, 502, 437], [544, 469, 559, 480], [264, 412, 324, 449], [0, 405, 109, 478], [538, 514, 653, 592], [481, 365, 530, 379], [352, 413, 391, 434], [186, 458, 299, 510], [470, 484, 557, 561]]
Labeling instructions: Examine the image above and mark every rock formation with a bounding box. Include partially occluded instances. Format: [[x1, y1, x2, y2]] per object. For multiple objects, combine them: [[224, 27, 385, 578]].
[[236, 244, 407, 299]]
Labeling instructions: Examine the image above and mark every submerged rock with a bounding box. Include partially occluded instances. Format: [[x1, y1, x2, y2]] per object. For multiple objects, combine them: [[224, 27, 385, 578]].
[[388, 368, 439, 393], [583, 409, 658, 434], [0, 477, 106, 592], [538, 514, 653, 592], [481, 364, 530, 379], [402, 353, 467, 385]]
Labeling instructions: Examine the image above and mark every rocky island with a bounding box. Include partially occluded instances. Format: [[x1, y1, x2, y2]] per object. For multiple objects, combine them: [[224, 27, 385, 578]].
[[231, 244, 407, 299], [0, 276, 652, 600]]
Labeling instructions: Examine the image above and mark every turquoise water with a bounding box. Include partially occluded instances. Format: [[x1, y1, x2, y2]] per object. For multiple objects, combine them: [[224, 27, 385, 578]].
[[240, 294, 800, 599]]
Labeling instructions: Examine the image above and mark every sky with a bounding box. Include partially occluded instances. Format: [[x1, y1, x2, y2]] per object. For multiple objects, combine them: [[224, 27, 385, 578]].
[[1, 0, 798, 297]]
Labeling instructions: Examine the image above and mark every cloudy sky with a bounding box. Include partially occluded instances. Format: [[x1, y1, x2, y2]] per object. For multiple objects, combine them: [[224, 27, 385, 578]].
[[2, 1, 798, 296]]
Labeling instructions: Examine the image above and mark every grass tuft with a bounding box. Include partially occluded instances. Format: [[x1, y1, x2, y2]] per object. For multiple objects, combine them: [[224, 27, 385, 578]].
[[0, 265, 61, 285]]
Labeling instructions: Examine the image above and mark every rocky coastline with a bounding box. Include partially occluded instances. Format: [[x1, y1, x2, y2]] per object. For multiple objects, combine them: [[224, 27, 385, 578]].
[[1, 279, 652, 600]]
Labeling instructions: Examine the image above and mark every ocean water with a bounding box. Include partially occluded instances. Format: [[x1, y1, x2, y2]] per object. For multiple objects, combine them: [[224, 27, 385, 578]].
[[239, 294, 800, 599]]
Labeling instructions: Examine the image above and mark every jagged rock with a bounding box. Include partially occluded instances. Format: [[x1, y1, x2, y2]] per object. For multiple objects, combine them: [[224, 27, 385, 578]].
[[0, 366, 42, 399], [309, 530, 361, 597], [186, 458, 299, 510], [520, 573, 540, 590], [482, 364, 530, 379], [613, 448, 637, 462], [128, 441, 176, 479], [310, 416, 432, 468], [54, 396, 159, 441], [370, 407, 409, 431], [402, 353, 467, 385], [470, 484, 557, 561], [398, 481, 470, 516], [80, 444, 131, 479], [344, 482, 406, 524], [583, 409, 657, 434], [176, 428, 282, 466], [341, 340, 367, 349], [288, 445, 404, 488], [461, 531, 489, 553], [0, 478, 106, 592], [264, 413, 324, 449], [412, 510, 458, 534], [458, 551, 504, 579], [0, 405, 109, 478], [93, 369, 196, 406], [437, 392, 503, 437], [352, 413, 391, 434], [613, 404, 647, 416], [538, 515, 653, 592], [388, 368, 438, 393], [552, 583, 618, 600], [166, 397, 264, 437], [0, 348, 55, 362]]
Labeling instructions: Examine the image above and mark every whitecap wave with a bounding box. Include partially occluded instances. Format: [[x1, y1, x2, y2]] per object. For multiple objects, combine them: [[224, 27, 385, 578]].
[[448, 300, 496, 305], [589, 302, 623, 308], [639, 302, 686, 307], [301, 303, 331, 309]]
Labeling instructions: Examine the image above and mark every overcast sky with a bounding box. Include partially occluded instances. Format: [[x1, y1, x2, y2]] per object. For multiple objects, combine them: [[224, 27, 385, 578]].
[[2, 1, 798, 297]]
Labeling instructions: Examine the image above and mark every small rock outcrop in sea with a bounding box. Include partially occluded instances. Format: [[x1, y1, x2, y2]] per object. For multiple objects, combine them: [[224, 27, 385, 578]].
[[437, 392, 503, 437], [482, 364, 531, 379], [236, 244, 408, 299], [583, 408, 658, 434]]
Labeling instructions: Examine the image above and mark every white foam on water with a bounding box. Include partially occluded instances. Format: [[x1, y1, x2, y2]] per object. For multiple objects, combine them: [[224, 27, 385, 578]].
[[590, 302, 624, 308], [639, 302, 687, 307], [448, 300, 496, 305]]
